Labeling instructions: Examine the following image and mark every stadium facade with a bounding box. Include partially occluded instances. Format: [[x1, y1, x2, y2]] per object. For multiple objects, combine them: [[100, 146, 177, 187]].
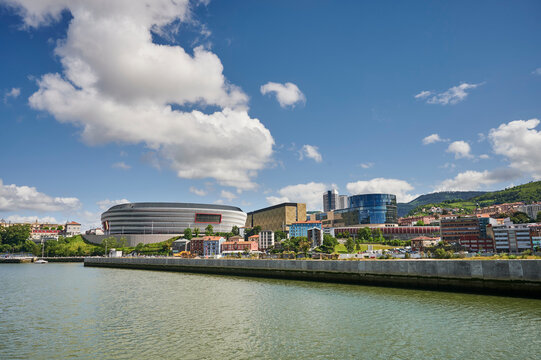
[[101, 202, 247, 235]]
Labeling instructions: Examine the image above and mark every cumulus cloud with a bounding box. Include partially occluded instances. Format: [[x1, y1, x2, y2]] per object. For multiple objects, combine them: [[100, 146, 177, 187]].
[[446, 141, 473, 159], [360, 162, 373, 169], [422, 133, 447, 145], [189, 187, 207, 196], [3, 215, 59, 224], [479, 154, 490, 160], [299, 144, 322, 163], [260, 81, 305, 108], [0, 179, 81, 212], [111, 161, 131, 170], [435, 169, 521, 191], [266, 182, 329, 210], [3, 87, 20, 103], [7, 0, 273, 191], [489, 119, 541, 179], [220, 190, 236, 202], [416, 82, 482, 105], [532, 68, 541, 76], [346, 178, 417, 203], [96, 198, 130, 212]]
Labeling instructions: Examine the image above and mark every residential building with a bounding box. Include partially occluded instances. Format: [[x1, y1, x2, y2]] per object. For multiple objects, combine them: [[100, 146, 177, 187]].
[[248, 234, 260, 244], [518, 203, 541, 220], [333, 194, 398, 226], [229, 235, 243, 242], [221, 241, 258, 253], [172, 239, 190, 253], [440, 217, 480, 243], [85, 228, 104, 235], [245, 202, 307, 232], [30, 229, 61, 243], [458, 236, 495, 253], [332, 225, 439, 240], [189, 237, 205, 255], [289, 221, 322, 238], [203, 236, 225, 257], [530, 225, 541, 251], [65, 221, 81, 237], [474, 202, 523, 216], [259, 230, 274, 250], [410, 236, 439, 252], [492, 221, 533, 253], [307, 227, 323, 249], [398, 215, 437, 227]]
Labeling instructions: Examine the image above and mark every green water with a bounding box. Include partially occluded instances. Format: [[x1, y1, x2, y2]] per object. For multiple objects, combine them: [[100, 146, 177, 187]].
[[1, 263, 540, 359]]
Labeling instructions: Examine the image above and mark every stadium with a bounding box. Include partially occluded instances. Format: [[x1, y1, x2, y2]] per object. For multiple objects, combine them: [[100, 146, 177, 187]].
[[84, 202, 247, 246]]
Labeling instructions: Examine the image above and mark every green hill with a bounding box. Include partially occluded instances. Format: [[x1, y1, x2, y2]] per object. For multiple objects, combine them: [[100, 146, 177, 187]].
[[471, 181, 541, 205], [403, 181, 541, 217], [397, 191, 486, 217]]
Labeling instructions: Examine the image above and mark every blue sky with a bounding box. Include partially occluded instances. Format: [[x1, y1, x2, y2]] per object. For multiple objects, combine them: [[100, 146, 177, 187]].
[[1, 0, 540, 228]]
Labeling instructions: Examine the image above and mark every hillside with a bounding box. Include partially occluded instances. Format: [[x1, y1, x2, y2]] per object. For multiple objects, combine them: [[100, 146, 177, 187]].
[[397, 191, 486, 217], [471, 181, 541, 205], [403, 181, 541, 217]]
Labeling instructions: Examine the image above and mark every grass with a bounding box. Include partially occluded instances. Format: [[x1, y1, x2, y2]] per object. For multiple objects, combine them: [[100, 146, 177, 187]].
[[334, 243, 396, 254]]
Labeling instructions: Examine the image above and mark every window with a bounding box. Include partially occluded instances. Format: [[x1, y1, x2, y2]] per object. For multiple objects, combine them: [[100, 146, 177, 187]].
[[194, 213, 222, 223]]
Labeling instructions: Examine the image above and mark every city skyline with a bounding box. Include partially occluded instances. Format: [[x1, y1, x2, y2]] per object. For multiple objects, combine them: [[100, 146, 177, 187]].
[[1, 0, 540, 228]]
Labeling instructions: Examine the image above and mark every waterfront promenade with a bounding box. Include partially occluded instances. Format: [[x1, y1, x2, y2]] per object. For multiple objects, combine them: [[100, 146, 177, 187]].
[[85, 257, 541, 298]]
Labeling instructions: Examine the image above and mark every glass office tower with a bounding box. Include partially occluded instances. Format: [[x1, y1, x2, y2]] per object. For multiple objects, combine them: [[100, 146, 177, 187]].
[[334, 194, 397, 225]]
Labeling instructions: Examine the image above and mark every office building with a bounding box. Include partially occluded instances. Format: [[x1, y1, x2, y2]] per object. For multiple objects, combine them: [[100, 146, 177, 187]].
[[245, 203, 306, 232], [530, 225, 541, 250], [492, 222, 532, 253], [440, 217, 480, 243], [333, 194, 398, 226], [338, 195, 348, 210], [323, 190, 339, 212]]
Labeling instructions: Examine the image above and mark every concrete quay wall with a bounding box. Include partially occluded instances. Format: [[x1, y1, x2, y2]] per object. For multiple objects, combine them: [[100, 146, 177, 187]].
[[84, 258, 541, 298]]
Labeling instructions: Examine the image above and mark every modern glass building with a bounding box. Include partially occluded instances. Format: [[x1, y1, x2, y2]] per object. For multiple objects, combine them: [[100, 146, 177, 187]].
[[334, 194, 397, 225]]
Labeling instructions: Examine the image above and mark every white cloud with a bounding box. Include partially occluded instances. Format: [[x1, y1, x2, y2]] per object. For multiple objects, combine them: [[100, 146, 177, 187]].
[[4, 87, 21, 103], [435, 169, 521, 191], [416, 82, 482, 105], [220, 190, 237, 202], [266, 182, 329, 210], [0, 179, 81, 212], [479, 154, 490, 159], [8, 0, 273, 191], [189, 187, 207, 196], [96, 198, 130, 212], [532, 68, 541, 76], [414, 90, 432, 99], [422, 133, 446, 145], [260, 81, 305, 108], [3, 215, 59, 224], [446, 141, 473, 159], [489, 119, 541, 179], [111, 161, 131, 170], [346, 178, 417, 203], [360, 162, 373, 169], [299, 144, 322, 163]]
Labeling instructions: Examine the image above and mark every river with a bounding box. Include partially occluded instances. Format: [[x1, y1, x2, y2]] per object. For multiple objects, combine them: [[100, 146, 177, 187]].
[[1, 263, 539, 359]]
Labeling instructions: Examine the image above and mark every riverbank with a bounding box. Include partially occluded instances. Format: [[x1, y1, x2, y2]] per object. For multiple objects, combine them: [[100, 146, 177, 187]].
[[84, 257, 541, 298]]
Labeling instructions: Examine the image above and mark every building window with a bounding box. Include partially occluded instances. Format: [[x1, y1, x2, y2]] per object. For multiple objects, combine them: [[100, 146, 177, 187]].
[[194, 213, 222, 223]]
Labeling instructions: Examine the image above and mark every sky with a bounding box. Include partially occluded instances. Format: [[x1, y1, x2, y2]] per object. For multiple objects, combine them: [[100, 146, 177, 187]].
[[0, 0, 540, 229]]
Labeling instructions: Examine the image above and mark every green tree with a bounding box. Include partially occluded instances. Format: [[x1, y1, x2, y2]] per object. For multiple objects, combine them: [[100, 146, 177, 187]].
[[358, 227, 372, 243], [345, 237, 355, 253], [22, 240, 40, 255], [510, 211, 533, 224], [275, 230, 287, 241], [135, 243, 144, 254], [193, 227, 200, 237], [320, 234, 338, 253], [231, 225, 239, 236], [205, 224, 214, 236], [415, 220, 425, 226], [183, 228, 193, 240], [298, 237, 311, 255], [0, 224, 31, 246]]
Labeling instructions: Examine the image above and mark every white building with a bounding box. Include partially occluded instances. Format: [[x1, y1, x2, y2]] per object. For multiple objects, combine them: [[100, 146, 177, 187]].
[[518, 203, 541, 220], [259, 230, 274, 250], [65, 221, 81, 237], [338, 195, 348, 210], [492, 220, 532, 253]]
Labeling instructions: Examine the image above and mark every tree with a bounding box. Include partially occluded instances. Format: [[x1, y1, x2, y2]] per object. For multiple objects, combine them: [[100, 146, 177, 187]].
[[135, 243, 144, 254], [415, 220, 425, 226], [231, 225, 239, 236], [193, 227, 200, 237], [537, 212, 541, 223], [298, 237, 310, 255], [205, 224, 214, 236], [0, 224, 31, 246], [345, 237, 355, 253], [320, 234, 338, 253], [183, 228, 193, 240], [358, 227, 372, 243], [510, 211, 532, 224], [275, 231, 287, 241]]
